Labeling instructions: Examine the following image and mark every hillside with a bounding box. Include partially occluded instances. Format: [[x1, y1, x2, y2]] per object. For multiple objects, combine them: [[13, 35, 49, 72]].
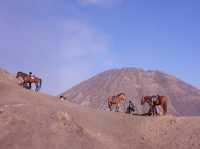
[[0, 68, 200, 149], [0, 71, 105, 149], [62, 68, 200, 116]]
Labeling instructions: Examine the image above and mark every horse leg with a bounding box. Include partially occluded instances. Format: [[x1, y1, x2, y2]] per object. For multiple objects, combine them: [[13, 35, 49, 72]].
[[19, 80, 23, 86], [115, 104, 119, 112], [35, 83, 38, 92], [147, 108, 151, 116], [23, 81, 30, 89], [22, 81, 26, 88], [108, 102, 112, 111], [115, 106, 118, 112], [153, 103, 159, 116], [152, 107, 155, 116], [157, 106, 161, 116], [156, 106, 159, 116], [35, 86, 38, 92], [152, 105, 159, 116], [154, 106, 159, 116], [28, 82, 32, 89], [36, 80, 42, 92], [149, 106, 155, 116], [153, 106, 158, 116]]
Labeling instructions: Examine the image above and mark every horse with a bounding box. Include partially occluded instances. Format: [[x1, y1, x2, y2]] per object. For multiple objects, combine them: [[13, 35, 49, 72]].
[[141, 95, 168, 116], [107, 93, 126, 112], [16, 71, 42, 91]]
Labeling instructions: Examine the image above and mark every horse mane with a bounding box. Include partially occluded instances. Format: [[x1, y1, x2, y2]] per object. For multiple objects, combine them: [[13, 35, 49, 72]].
[[116, 92, 125, 97], [17, 71, 28, 75]]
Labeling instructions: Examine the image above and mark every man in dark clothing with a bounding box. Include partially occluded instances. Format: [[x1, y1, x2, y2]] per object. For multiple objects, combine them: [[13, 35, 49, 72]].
[[28, 72, 33, 79], [27, 72, 33, 89], [150, 95, 160, 115], [126, 100, 135, 114], [151, 95, 159, 105]]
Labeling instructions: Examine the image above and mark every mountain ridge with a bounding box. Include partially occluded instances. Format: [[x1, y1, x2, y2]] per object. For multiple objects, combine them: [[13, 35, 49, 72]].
[[62, 67, 200, 116]]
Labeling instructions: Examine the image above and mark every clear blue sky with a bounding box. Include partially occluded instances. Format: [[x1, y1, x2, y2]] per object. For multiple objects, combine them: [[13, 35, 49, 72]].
[[0, 0, 200, 94]]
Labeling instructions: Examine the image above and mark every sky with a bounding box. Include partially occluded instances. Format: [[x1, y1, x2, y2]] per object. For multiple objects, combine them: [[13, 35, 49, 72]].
[[0, 0, 200, 95]]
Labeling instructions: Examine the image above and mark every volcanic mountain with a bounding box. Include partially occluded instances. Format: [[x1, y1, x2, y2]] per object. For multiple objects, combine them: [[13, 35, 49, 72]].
[[1, 68, 200, 149], [61, 68, 200, 116]]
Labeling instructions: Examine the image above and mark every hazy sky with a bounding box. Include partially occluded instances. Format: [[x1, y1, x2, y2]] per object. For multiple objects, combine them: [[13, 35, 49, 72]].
[[0, 0, 200, 95]]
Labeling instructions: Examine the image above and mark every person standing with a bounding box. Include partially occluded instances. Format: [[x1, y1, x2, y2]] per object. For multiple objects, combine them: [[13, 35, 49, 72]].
[[126, 100, 135, 114], [28, 72, 33, 89]]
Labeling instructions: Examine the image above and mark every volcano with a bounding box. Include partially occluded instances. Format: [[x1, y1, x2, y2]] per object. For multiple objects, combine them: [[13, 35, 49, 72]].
[[61, 68, 200, 116]]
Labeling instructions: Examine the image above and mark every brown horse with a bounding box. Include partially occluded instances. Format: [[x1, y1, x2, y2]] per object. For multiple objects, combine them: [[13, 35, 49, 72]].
[[141, 95, 168, 116], [16, 71, 42, 91], [107, 93, 126, 112]]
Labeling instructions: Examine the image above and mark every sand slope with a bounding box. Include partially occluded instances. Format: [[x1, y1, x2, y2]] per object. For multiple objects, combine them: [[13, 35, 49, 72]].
[[0, 69, 200, 149]]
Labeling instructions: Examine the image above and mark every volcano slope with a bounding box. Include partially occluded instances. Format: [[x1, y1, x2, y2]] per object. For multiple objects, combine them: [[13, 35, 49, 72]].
[[62, 68, 200, 116], [0, 69, 200, 149]]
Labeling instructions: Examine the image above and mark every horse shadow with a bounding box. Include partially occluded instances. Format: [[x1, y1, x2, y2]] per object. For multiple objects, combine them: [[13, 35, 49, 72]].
[[125, 112, 154, 116]]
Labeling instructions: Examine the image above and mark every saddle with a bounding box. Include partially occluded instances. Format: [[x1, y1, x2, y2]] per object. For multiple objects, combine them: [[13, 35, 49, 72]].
[[111, 96, 116, 102]]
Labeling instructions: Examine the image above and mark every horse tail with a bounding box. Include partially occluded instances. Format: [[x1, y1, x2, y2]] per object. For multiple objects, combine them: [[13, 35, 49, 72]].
[[16, 72, 19, 78], [38, 79, 42, 89], [141, 96, 144, 105], [107, 97, 112, 111], [163, 100, 168, 115]]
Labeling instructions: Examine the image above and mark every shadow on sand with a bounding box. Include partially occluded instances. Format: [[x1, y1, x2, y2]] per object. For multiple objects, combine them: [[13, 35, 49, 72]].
[[127, 113, 151, 116]]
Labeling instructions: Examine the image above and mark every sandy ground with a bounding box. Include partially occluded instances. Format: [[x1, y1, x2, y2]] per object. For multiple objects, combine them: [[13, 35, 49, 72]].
[[0, 70, 200, 149]]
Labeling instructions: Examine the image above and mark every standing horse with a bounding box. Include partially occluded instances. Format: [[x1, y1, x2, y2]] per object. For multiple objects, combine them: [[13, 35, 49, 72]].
[[107, 93, 126, 112], [16, 71, 42, 91], [141, 95, 168, 116]]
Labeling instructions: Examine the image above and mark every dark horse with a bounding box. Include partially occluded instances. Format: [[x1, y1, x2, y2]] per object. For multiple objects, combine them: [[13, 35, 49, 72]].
[[107, 93, 126, 112], [16, 71, 42, 91], [141, 95, 168, 116]]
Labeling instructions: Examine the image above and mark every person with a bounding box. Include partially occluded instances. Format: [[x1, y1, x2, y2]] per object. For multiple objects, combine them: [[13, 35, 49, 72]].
[[126, 100, 135, 114], [151, 95, 157, 103], [28, 72, 34, 79], [155, 106, 160, 115], [27, 72, 33, 89], [151, 94, 160, 115], [152, 94, 160, 105]]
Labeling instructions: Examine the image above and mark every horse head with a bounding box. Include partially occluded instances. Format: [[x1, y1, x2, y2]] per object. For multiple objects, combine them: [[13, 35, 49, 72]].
[[141, 96, 150, 105], [16, 71, 27, 79], [117, 93, 126, 101], [16, 72, 21, 78]]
